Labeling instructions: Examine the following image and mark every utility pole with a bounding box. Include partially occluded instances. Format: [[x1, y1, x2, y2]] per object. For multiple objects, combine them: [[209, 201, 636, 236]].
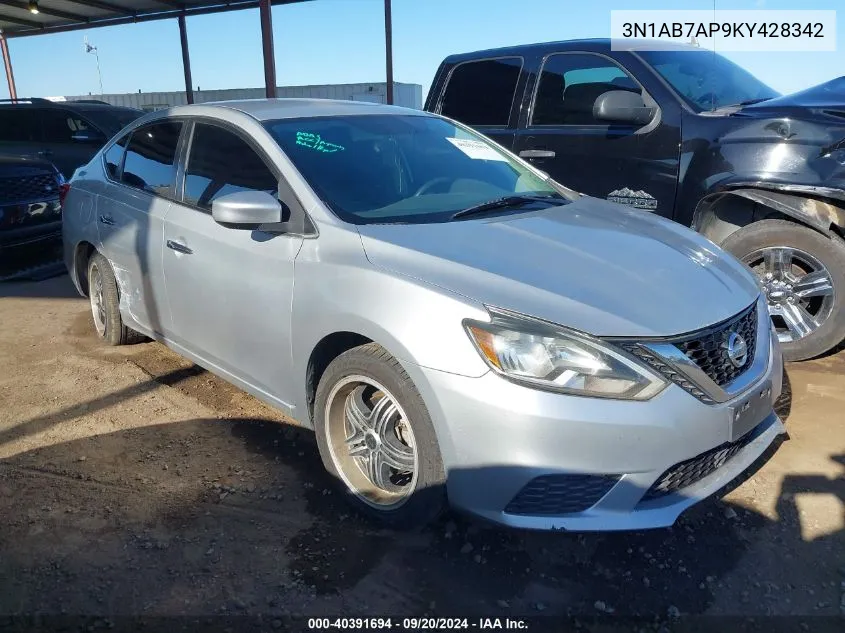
[[84, 37, 104, 96], [384, 0, 394, 105]]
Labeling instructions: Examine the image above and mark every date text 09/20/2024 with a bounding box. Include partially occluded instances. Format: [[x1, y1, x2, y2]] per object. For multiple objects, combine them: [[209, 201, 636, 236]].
[[307, 618, 528, 630]]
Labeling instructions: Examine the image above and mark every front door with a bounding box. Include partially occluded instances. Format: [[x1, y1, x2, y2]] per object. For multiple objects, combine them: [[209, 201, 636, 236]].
[[437, 56, 526, 153], [96, 120, 183, 335], [162, 122, 303, 409], [38, 109, 106, 179], [514, 52, 680, 219]]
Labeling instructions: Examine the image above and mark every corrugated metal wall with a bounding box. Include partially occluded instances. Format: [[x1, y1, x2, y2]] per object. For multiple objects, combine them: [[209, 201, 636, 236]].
[[63, 82, 423, 111]]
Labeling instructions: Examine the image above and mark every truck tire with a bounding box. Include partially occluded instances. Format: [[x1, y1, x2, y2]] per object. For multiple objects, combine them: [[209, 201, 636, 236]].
[[313, 342, 447, 529], [721, 219, 845, 361]]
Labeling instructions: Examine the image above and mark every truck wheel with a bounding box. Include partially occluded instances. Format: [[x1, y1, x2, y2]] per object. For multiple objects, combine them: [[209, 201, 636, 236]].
[[722, 219, 845, 361], [313, 343, 447, 529]]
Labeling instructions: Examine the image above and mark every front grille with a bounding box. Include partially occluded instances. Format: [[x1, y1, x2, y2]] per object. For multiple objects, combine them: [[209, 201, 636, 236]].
[[504, 474, 619, 516], [642, 430, 756, 501], [0, 173, 59, 205], [674, 303, 758, 387], [621, 302, 758, 404], [623, 344, 715, 404]]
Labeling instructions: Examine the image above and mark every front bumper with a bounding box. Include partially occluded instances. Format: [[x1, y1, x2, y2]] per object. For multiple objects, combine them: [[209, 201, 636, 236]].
[[407, 320, 784, 532]]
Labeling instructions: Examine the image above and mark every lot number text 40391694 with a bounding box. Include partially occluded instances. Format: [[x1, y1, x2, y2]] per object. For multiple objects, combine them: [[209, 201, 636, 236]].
[[307, 617, 529, 630]]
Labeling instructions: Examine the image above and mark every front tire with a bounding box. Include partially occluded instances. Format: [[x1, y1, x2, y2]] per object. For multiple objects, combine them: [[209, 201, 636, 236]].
[[722, 219, 845, 361], [87, 252, 142, 346], [313, 343, 446, 529]]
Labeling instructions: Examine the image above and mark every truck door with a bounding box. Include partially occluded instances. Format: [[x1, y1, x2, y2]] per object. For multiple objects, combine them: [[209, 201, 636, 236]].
[[513, 52, 680, 219], [435, 57, 525, 153]]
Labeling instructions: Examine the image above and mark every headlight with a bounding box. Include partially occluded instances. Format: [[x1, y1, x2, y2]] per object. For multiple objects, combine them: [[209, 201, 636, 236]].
[[464, 308, 668, 400]]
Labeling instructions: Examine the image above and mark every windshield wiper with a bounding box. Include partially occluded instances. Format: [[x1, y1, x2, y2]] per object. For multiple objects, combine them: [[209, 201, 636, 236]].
[[450, 194, 564, 221]]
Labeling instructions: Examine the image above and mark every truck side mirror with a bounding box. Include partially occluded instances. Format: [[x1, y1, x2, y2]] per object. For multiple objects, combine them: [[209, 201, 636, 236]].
[[593, 90, 655, 126]]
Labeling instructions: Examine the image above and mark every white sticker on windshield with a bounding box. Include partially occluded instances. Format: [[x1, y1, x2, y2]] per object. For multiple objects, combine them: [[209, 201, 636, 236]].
[[446, 137, 508, 162]]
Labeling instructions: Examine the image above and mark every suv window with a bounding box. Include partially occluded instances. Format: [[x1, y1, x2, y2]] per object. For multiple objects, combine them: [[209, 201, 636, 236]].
[[121, 121, 182, 195], [183, 123, 278, 211], [532, 53, 640, 126], [104, 134, 129, 180], [41, 109, 104, 144], [0, 109, 41, 142], [440, 57, 523, 127]]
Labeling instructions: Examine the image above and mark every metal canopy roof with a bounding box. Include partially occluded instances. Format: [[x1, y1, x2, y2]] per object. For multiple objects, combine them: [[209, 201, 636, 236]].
[[0, 0, 309, 38]]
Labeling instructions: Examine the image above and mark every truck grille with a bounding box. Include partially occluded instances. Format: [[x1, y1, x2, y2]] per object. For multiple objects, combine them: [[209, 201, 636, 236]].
[[642, 431, 756, 501], [504, 474, 619, 516], [673, 303, 758, 387], [0, 173, 59, 205]]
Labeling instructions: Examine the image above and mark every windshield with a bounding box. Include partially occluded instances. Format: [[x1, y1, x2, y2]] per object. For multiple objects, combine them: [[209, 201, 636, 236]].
[[264, 114, 566, 225], [637, 49, 780, 112]]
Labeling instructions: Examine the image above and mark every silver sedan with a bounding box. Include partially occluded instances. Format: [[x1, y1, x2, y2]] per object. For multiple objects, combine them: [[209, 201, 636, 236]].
[[62, 99, 785, 530]]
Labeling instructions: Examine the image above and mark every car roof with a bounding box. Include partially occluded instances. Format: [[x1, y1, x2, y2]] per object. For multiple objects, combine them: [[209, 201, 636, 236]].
[[0, 101, 141, 115], [173, 98, 428, 122], [441, 38, 702, 62]]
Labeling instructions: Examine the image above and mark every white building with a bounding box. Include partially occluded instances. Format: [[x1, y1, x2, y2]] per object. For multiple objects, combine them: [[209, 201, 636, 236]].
[[58, 82, 422, 112]]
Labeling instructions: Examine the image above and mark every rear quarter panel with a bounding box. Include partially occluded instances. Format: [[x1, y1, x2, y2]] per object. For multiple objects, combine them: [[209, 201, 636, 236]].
[[62, 159, 106, 294]]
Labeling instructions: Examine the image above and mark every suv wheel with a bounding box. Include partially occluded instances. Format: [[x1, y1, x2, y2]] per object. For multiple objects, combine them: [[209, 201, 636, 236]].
[[313, 343, 446, 528], [722, 219, 845, 361], [87, 252, 143, 346]]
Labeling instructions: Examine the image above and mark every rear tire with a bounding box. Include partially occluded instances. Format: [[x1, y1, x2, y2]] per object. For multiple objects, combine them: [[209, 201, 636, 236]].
[[722, 219, 845, 361], [87, 252, 143, 346], [313, 343, 446, 529]]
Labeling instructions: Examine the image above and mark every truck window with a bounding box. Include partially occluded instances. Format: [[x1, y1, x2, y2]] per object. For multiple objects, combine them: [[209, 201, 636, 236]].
[[440, 57, 523, 127], [0, 109, 41, 142], [532, 53, 640, 126]]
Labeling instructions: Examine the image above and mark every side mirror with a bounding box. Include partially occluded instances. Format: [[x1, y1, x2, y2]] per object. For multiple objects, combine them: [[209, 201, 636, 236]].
[[211, 190, 285, 228], [593, 90, 655, 126], [71, 130, 104, 143]]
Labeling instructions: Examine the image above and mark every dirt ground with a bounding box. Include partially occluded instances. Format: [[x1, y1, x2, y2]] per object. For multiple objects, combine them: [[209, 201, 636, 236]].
[[0, 274, 843, 625]]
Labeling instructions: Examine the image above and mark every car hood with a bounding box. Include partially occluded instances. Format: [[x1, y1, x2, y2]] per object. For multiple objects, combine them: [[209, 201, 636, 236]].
[[357, 197, 760, 338]]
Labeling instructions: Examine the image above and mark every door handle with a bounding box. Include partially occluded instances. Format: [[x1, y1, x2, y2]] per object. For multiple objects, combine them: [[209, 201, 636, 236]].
[[37, 149, 53, 157], [166, 239, 193, 255], [98, 214, 115, 226], [519, 149, 556, 159]]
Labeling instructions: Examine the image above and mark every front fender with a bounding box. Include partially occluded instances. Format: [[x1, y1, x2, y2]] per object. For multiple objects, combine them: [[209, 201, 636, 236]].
[[290, 229, 491, 427], [693, 183, 845, 239]]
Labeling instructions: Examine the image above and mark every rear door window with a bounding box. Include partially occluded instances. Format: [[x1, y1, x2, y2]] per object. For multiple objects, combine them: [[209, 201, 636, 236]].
[[120, 121, 183, 196], [531, 53, 641, 126], [182, 123, 278, 212], [440, 57, 523, 127], [0, 109, 42, 142], [104, 134, 130, 180]]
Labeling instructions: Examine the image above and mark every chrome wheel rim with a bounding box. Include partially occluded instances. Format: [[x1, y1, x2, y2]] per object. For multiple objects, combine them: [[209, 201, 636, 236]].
[[742, 246, 835, 344], [324, 375, 418, 510], [89, 263, 106, 336]]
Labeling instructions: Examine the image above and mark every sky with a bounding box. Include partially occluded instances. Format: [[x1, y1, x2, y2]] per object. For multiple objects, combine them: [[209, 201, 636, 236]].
[[2, 0, 843, 101]]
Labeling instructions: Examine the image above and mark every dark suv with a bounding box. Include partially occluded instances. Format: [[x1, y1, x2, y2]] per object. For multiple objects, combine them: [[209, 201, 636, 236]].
[[0, 98, 142, 179], [425, 39, 845, 361], [0, 154, 66, 264]]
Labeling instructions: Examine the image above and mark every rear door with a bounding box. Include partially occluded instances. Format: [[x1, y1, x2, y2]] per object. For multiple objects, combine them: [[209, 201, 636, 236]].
[[38, 108, 107, 179], [513, 52, 680, 218], [433, 57, 525, 151], [162, 121, 303, 409], [97, 120, 182, 335], [0, 108, 44, 160]]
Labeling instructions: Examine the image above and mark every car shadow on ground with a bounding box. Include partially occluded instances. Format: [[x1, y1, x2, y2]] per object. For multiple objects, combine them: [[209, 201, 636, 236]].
[[0, 380, 842, 628]]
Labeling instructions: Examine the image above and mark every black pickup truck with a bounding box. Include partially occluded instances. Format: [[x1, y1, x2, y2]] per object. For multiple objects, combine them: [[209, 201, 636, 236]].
[[425, 39, 845, 361]]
